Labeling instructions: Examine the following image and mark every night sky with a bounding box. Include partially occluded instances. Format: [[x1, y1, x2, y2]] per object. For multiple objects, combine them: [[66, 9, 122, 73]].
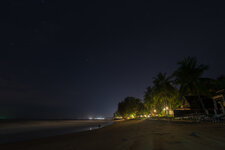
[[1, 0, 225, 119]]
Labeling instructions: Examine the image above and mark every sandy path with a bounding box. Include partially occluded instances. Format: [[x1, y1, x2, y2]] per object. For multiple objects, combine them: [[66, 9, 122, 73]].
[[1, 120, 225, 150]]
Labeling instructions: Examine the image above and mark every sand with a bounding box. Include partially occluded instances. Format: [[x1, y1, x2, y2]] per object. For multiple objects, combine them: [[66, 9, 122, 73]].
[[1, 119, 225, 150]]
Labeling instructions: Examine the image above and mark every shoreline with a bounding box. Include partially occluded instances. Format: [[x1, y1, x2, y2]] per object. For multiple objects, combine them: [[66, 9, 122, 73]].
[[0, 120, 114, 144], [1, 120, 225, 150]]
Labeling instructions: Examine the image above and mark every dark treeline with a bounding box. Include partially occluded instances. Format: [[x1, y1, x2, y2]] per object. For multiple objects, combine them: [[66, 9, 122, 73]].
[[114, 57, 225, 119]]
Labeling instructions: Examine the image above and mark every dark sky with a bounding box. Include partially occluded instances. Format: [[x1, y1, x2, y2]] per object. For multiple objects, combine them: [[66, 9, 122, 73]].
[[1, 0, 225, 119]]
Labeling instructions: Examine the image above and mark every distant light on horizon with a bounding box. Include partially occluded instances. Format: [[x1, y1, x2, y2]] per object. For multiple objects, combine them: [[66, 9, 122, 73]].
[[95, 117, 105, 120], [89, 117, 105, 120]]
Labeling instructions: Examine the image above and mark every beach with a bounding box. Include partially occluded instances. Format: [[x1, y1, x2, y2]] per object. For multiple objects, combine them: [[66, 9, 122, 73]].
[[1, 120, 225, 150]]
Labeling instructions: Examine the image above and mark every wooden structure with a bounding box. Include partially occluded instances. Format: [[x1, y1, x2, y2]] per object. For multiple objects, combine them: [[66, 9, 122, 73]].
[[174, 89, 225, 118], [174, 96, 214, 117], [212, 89, 225, 115]]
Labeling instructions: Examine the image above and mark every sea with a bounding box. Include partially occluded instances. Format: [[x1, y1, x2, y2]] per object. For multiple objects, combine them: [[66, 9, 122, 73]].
[[0, 119, 113, 144]]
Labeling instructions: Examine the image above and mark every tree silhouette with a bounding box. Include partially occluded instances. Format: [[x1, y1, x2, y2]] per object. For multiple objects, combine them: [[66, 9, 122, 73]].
[[173, 57, 209, 113]]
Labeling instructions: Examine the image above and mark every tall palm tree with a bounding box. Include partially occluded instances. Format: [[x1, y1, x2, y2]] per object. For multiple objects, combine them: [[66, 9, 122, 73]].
[[144, 86, 154, 112], [173, 57, 209, 114], [152, 72, 177, 114]]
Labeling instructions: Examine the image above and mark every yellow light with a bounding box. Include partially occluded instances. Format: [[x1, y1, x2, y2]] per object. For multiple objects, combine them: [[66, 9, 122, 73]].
[[154, 109, 156, 113], [144, 115, 147, 117], [166, 106, 169, 110]]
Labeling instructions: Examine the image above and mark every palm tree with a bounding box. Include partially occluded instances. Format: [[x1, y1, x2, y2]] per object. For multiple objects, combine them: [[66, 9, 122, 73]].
[[152, 72, 177, 115], [144, 86, 154, 112], [173, 57, 209, 114]]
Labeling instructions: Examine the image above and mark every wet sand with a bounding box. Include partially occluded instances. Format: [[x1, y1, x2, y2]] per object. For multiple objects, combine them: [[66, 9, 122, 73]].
[[0, 120, 112, 144], [1, 120, 225, 150]]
